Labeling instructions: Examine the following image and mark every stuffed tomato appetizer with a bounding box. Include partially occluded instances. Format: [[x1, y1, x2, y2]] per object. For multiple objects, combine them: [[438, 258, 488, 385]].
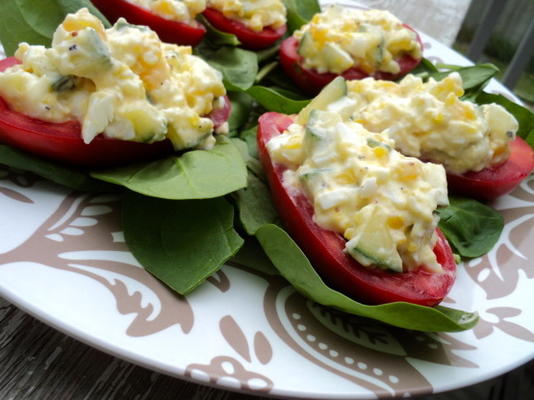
[[0, 9, 231, 167], [343, 73, 534, 200], [257, 78, 456, 306], [280, 6, 422, 94], [203, 0, 287, 49], [91, 0, 207, 46]]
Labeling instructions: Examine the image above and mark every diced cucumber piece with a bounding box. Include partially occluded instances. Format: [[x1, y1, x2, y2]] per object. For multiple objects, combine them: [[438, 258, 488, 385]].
[[299, 168, 331, 190], [374, 37, 385, 67], [68, 29, 112, 77], [303, 109, 340, 154], [296, 77, 347, 125], [51, 75, 76, 92], [114, 20, 149, 31], [324, 42, 353, 73], [347, 204, 403, 272], [297, 31, 314, 56]]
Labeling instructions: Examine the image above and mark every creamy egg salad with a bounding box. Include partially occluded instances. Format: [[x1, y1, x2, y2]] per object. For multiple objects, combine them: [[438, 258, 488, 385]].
[[0, 8, 227, 150], [267, 102, 449, 273], [207, 0, 286, 32], [127, 0, 206, 25], [294, 6, 421, 75], [347, 73, 518, 174]]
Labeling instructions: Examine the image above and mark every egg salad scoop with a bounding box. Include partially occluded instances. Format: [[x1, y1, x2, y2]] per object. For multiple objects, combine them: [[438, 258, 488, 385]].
[[257, 79, 457, 306], [279, 6, 422, 94], [91, 0, 207, 46], [203, 0, 287, 49], [0, 8, 230, 166], [345, 73, 534, 199]]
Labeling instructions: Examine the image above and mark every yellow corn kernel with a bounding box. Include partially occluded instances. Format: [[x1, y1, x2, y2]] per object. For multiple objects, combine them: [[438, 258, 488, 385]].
[[377, 81, 397, 90], [407, 242, 418, 252], [399, 172, 418, 182], [373, 146, 388, 158], [432, 112, 444, 123], [445, 93, 457, 106], [335, 169, 356, 185], [493, 145, 507, 157], [413, 130, 429, 136], [154, 1, 175, 17], [284, 139, 301, 150], [310, 26, 328, 44], [387, 216, 404, 229], [463, 106, 476, 120], [344, 227, 356, 239]]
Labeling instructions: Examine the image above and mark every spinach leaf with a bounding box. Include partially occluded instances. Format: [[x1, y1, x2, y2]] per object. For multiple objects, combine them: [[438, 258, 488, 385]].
[[228, 91, 254, 133], [0, 0, 110, 56], [475, 92, 534, 143], [256, 44, 281, 64], [284, 0, 321, 33], [262, 65, 304, 93], [429, 64, 499, 94], [0, 144, 115, 192], [256, 224, 478, 332], [239, 125, 259, 158], [197, 14, 240, 47], [410, 57, 439, 78], [229, 237, 279, 276], [247, 86, 310, 114], [201, 46, 258, 91], [123, 194, 243, 295], [91, 138, 247, 199], [437, 197, 504, 258], [256, 61, 279, 84], [234, 168, 280, 235]]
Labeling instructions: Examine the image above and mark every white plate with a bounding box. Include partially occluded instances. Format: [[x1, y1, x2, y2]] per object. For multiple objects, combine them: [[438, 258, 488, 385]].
[[1, 6, 534, 400]]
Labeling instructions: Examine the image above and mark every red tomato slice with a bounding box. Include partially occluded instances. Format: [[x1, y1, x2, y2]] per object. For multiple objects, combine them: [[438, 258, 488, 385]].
[[446, 137, 534, 200], [0, 57, 231, 168], [279, 26, 422, 95], [257, 112, 456, 306], [91, 0, 206, 46], [202, 8, 286, 50]]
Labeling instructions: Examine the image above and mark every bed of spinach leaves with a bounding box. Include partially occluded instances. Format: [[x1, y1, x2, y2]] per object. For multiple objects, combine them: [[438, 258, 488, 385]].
[[0, 0, 532, 332]]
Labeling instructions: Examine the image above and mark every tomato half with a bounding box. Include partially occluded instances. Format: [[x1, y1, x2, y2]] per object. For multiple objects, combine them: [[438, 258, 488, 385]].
[[279, 26, 422, 95], [91, 0, 206, 46], [0, 57, 231, 168], [257, 112, 456, 306], [202, 8, 286, 50], [446, 137, 534, 200]]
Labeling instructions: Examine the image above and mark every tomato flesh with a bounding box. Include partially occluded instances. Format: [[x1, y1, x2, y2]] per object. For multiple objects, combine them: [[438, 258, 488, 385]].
[[279, 27, 422, 95], [446, 137, 534, 200], [257, 112, 456, 306], [91, 0, 206, 46], [0, 57, 231, 168], [202, 8, 286, 50]]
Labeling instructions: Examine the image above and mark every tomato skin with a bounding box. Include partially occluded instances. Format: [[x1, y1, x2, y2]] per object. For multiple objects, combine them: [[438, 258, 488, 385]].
[[446, 137, 534, 200], [0, 57, 231, 168], [257, 112, 456, 306], [279, 27, 422, 95], [202, 8, 286, 50], [91, 0, 206, 46]]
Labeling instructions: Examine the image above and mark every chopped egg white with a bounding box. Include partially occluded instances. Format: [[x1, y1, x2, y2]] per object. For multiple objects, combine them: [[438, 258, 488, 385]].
[[294, 6, 422, 74], [207, 0, 286, 32], [347, 73, 518, 173], [267, 107, 448, 273], [127, 0, 206, 25], [0, 8, 227, 150]]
